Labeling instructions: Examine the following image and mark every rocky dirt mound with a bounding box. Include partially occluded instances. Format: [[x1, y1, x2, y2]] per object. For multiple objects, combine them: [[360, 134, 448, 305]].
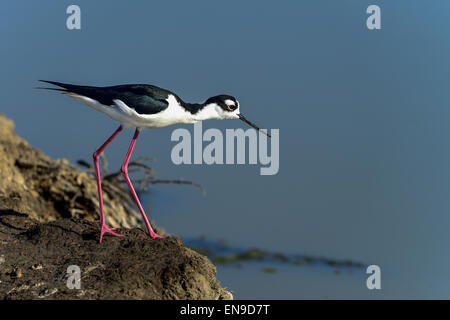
[[0, 113, 231, 300], [0, 211, 231, 299]]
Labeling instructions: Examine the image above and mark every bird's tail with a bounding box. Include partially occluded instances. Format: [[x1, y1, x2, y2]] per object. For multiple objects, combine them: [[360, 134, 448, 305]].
[[35, 80, 70, 93], [36, 80, 88, 92]]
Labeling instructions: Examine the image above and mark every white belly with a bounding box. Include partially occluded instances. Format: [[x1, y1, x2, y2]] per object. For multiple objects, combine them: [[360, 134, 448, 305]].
[[66, 93, 198, 129]]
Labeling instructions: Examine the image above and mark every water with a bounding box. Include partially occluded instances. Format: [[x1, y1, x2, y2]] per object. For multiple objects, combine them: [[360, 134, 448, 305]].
[[217, 264, 370, 300], [2, 0, 450, 299]]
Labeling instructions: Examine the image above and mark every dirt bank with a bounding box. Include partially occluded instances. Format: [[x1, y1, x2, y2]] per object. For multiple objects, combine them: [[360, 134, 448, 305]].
[[0, 113, 231, 300]]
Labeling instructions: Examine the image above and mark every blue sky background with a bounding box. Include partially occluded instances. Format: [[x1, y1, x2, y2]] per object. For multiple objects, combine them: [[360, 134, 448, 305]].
[[2, 1, 450, 298]]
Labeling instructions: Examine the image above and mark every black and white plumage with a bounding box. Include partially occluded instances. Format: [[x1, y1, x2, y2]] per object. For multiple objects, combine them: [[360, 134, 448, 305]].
[[38, 80, 268, 135]]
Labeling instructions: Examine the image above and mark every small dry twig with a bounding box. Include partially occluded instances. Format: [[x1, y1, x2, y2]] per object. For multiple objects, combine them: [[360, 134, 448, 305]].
[[76, 155, 205, 197]]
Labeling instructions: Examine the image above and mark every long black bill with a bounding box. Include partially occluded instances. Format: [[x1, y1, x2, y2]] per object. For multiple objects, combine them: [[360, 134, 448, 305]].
[[238, 114, 271, 138]]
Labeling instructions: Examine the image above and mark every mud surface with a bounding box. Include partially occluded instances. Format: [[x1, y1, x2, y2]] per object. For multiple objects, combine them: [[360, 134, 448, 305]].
[[0, 211, 232, 300]]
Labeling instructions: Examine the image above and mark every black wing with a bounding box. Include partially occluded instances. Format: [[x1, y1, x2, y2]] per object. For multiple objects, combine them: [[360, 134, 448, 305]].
[[39, 80, 172, 115]]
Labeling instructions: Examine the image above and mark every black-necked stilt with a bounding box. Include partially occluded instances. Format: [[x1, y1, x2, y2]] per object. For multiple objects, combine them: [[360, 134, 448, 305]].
[[39, 80, 269, 242]]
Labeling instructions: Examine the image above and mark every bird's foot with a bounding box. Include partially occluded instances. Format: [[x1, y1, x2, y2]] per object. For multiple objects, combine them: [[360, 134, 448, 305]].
[[149, 231, 163, 239], [100, 225, 123, 243]]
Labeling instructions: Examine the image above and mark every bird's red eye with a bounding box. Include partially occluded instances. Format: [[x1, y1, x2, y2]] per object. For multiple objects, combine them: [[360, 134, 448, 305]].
[[227, 104, 237, 111]]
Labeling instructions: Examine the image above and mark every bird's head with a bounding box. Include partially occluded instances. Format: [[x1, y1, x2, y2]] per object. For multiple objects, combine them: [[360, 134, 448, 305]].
[[204, 95, 270, 137], [204, 95, 241, 119]]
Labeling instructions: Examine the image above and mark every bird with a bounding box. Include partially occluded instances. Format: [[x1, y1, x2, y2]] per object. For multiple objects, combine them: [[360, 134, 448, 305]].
[[38, 80, 270, 243]]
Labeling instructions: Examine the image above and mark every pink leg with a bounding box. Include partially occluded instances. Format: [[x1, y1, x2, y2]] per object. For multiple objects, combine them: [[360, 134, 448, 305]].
[[121, 128, 162, 239], [93, 125, 124, 243]]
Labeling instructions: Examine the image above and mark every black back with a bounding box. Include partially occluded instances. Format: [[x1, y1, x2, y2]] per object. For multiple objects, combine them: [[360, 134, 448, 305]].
[[40, 80, 174, 115]]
